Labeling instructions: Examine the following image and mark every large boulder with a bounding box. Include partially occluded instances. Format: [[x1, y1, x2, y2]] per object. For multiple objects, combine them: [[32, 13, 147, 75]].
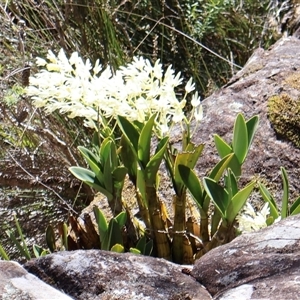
[[0, 260, 72, 299], [24, 250, 211, 300], [191, 214, 300, 299], [170, 34, 300, 202]]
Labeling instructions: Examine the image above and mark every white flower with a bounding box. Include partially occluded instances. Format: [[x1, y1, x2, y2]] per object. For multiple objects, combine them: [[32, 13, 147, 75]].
[[194, 105, 203, 122], [191, 91, 201, 108], [237, 202, 270, 233], [185, 77, 195, 93], [26, 48, 201, 133]]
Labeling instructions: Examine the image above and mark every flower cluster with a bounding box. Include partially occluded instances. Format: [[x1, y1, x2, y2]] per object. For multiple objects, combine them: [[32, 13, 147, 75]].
[[26, 49, 202, 136], [236, 202, 270, 233]]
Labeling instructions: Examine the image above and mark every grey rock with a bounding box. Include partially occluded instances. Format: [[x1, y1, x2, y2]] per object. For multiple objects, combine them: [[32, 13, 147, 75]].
[[191, 215, 300, 299], [24, 250, 212, 300], [0, 260, 72, 300], [170, 36, 300, 203]]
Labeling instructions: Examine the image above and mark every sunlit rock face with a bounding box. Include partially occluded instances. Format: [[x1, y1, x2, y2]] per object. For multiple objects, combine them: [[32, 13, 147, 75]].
[[192, 214, 300, 300], [24, 250, 212, 300], [0, 260, 72, 300]]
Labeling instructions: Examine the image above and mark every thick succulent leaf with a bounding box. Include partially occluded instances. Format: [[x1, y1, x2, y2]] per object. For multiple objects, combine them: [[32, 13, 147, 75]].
[[129, 247, 141, 254], [203, 177, 228, 218], [135, 235, 147, 253], [93, 206, 108, 244], [209, 153, 234, 182], [214, 134, 232, 158], [211, 209, 222, 237], [78, 146, 101, 174], [111, 243, 125, 253], [225, 169, 238, 200], [173, 143, 204, 195], [290, 196, 300, 215], [232, 113, 248, 164], [69, 166, 96, 183], [144, 239, 153, 256], [117, 115, 139, 153], [69, 166, 113, 199], [226, 181, 255, 223], [102, 218, 123, 251], [281, 166, 289, 219], [33, 244, 44, 258], [115, 211, 127, 228], [178, 164, 203, 208], [145, 136, 169, 185], [246, 115, 259, 147], [113, 167, 127, 182], [103, 147, 114, 193], [258, 183, 279, 219], [138, 114, 156, 168], [120, 135, 137, 180], [46, 225, 56, 253]]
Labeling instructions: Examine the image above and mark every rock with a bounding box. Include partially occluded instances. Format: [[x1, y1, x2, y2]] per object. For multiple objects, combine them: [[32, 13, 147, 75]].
[[0, 260, 72, 299], [170, 35, 300, 202], [191, 214, 300, 299], [24, 250, 212, 300]]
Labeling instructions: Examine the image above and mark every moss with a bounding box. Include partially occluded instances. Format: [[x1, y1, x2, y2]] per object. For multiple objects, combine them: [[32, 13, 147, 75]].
[[268, 94, 300, 148]]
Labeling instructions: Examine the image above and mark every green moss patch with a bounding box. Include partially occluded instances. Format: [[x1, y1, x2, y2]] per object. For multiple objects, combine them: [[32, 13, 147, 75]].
[[268, 94, 300, 148]]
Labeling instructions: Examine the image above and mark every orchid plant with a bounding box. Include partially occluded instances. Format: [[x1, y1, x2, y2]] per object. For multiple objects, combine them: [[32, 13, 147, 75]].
[[26, 49, 262, 264]]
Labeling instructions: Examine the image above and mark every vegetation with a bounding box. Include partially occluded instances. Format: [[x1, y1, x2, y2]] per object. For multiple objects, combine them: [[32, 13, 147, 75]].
[[0, 0, 296, 263]]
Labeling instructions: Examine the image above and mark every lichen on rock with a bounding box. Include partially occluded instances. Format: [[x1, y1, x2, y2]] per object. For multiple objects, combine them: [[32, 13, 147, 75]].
[[268, 93, 300, 148]]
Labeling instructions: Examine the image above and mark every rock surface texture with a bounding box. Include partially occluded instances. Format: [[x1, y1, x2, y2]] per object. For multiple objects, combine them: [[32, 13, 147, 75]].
[[0, 260, 72, 299], [24, 250, 211, 300], [170, 34, 300, 201], [191, 214, 300, 300]]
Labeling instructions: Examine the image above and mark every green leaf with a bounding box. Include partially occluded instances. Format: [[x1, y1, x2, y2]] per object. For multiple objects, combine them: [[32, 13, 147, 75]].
[[209, 153, 234, 182], [115, 211, 127, 228], [178, 164, 203, 208], [203, 177, 228, 218], [120, 135, 137, 180], [281, 167, 289, 219], [290, 196, 300, 216], [113, 167, 127, 182], [78, 146, 101, 175], [0, 243, 9, 260], [33, 244, 45, 258], [144, 239, 153, 256], [211, 209, 222, 237], [117, 115, 139, 153], [246, 115, 259, 147], [93, 206, 108, 244], [144, 136, 169, 185], [214, 134, 232, 158], [46, 225, 56, 253], [138, 114, 156, 168], [226, 154, 242, 177], [111, 243, 125, 253], [173, 144, 204, 195], [226, 181, 255, 223], [14, 214, 31, 259], [225, 169, 238, 200], [259, 183, 279, 219], [102, 218, 123, 251], [135, 235, 146, 253], [69, 166, 96, 183], [69, 167, 113, 200], [103, 148, 113, 193], [129, 247, 141, 254], [232, 113, 248, 164]]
